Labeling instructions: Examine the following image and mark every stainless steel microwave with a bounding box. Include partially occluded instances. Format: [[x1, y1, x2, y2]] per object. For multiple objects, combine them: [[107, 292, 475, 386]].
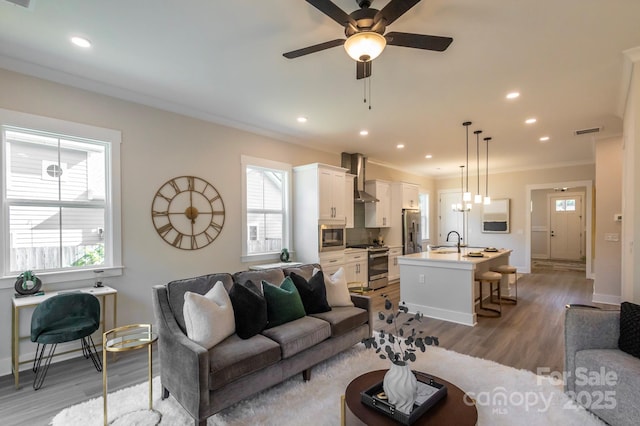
[[319, 224, 346, 252]]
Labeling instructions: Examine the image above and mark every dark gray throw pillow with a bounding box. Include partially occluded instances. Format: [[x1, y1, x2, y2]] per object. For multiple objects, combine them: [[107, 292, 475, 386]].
[[228, 280, 267, 339], [290, 271, 332, 315], [619, 301, 640, 359]]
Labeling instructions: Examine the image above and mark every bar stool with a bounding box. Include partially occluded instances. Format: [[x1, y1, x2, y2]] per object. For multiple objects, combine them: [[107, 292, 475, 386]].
[[474, 271, 502, 317], [490, 265, 518, 304]]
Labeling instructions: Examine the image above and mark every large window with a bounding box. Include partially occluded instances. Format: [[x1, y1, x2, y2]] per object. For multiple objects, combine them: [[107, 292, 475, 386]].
[[1, 109, 122, 286], [419, 193, 430, 241], [241, 156, 291, 261]]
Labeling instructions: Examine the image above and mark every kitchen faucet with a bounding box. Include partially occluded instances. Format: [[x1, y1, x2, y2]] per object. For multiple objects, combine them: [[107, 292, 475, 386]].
[[446, 231, 462, 253]]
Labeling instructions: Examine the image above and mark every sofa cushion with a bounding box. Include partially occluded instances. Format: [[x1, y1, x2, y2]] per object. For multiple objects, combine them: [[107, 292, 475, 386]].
[[283, 263, 321, 281], [262, 277, 306, 328], [183, 281, 235, 349], [309, 306, 368, 337], [313, 267, 354, 307], [229, 280, 267, 339], [289, 271, 332, 315], [166, 273, 234, 333], [233, 268, 285, 292], [619, 301, 640, 359], [209, 333, 281, 391], [261, 316, 331, 358]]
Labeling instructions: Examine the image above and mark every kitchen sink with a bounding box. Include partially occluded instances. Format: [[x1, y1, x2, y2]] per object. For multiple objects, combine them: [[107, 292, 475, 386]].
[[432, 249, 459, 254]]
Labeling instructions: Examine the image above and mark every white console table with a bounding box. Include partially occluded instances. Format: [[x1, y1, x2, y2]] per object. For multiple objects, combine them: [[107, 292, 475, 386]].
[[11, 286, 117, 389], [249, 262, 303, 270]]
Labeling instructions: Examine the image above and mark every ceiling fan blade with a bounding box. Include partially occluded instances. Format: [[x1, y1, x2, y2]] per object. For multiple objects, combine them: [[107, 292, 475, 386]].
[[356, 61, 372, 80], [283, 39, 346, 59], [306, 0, 357, 28], [385, 32, 453, 52], [375, 0, 421, 26]]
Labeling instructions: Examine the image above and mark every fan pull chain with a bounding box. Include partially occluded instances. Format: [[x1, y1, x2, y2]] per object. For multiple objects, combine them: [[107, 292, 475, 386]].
[[363, 77, 372, 110], [363, 77, 367, 104]]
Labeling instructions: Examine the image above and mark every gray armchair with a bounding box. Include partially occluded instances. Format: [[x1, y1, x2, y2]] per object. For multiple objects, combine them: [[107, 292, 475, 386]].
[[564, 305, 640, 426]]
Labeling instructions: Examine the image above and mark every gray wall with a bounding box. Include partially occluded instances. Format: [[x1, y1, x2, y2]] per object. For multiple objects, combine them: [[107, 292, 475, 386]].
[[0, 68, 435, 374], [594, 137, 623, 303]]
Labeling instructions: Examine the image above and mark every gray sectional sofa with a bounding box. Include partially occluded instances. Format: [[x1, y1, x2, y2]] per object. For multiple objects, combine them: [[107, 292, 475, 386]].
[[152, 263, 372, 426], [564, 306, 640, 426]]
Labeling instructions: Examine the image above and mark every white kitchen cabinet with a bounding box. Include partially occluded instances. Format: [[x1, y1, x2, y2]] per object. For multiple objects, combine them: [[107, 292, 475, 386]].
[[344, 249, 367, 286], [319, 251, 345, 276], [293, 163, 349, 266], [388, 246, 403, 282], [345, 173, 355, 228], [319, 166, 346, 221], [401, 183, 420, 209], [365, 180, 391, 227]]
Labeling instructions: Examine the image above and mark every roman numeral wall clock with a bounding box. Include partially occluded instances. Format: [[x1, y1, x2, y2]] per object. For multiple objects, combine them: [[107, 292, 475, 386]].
[[151, 176, 225, 250]]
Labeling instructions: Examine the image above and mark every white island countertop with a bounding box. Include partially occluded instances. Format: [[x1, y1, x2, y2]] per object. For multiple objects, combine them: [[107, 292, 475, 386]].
[[398, 247, 513, 326], [399, 247, 512, 267]]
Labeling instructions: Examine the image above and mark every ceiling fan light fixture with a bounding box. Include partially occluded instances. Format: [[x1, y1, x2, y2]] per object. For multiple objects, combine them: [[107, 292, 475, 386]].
[[344, 32, 387, 62]]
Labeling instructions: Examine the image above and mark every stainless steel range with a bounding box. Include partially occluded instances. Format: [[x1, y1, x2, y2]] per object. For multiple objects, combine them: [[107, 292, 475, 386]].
[[347, 244, 389, 289]]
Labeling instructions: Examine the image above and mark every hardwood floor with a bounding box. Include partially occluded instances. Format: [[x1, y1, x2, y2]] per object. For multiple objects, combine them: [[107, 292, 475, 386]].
[[0, 267, 599, 425], [371, 266, 599, 374]]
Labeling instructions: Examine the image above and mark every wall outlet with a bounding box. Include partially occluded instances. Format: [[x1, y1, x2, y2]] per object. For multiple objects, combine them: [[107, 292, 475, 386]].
[[419, 274, 425, 283]]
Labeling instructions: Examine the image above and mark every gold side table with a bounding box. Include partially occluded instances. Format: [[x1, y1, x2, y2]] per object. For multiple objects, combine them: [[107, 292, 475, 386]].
[[103, 324, 157, 426]]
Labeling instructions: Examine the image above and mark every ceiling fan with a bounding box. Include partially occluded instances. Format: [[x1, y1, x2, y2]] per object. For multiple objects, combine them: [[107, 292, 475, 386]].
[[283, 0, 453, 79]]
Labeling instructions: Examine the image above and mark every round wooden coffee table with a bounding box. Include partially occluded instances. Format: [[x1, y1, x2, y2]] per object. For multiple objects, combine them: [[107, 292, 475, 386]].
[[343, 370, 477, 425]]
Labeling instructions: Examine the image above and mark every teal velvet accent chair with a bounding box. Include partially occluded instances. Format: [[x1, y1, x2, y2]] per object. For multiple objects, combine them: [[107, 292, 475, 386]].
[[30, 292, 102, 390]]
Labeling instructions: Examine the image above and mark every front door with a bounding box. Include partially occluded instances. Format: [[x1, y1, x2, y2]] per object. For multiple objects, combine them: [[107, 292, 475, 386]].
[[549, 194, 584, 260]]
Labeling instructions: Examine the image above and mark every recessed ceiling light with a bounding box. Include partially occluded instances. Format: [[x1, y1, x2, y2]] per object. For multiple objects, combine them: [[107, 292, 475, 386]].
[[396, 144, 404, 149], [506, 91, 520, 99], [296, 116, 307, 123], [359, 130, 369, 136], [539, 136, 550, 142], [425, 154, 433, 159], [525, 118, 537, 124], [71, 36, 91, 48]]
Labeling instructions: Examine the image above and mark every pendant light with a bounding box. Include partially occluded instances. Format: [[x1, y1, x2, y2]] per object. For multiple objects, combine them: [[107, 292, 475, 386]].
[[452, 165, 472, 212], [484, 137, 492, 205], [463, 122, 472, 202], [474, 130, 483, 203]]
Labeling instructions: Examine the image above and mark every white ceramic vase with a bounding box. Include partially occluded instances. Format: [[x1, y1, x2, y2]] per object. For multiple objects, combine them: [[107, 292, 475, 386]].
[[383, 361, 418, 414]]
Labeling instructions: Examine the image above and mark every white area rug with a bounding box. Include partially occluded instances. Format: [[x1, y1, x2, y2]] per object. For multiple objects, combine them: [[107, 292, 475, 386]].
[[52, 344, 605, 426]]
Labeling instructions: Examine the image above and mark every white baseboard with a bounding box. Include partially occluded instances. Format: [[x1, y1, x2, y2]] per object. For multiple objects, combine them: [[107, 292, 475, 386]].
[[405, 302, 476, 327], [592, 293, 621, 306]]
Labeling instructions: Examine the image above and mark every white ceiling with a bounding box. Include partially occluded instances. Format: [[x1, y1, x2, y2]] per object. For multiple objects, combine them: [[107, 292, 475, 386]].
[[1, 0, 640, 177]]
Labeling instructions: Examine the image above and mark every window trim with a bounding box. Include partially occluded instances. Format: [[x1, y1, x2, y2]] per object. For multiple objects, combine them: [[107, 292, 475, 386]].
[[240, 155, 292, 263], [0, 108, 123, 288]]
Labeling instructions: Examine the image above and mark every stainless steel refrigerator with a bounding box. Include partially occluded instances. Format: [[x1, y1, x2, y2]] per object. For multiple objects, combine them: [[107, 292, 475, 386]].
[[402, 209, 422, 254]]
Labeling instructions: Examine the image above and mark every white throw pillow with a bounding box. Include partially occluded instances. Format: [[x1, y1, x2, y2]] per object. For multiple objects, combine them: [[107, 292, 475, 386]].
[[183, 281, 235, 349], [313, 267, 354, 307]]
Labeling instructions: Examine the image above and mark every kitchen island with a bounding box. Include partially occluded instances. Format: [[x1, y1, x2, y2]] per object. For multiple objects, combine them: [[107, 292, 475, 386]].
[[397, 248, 512, 326]]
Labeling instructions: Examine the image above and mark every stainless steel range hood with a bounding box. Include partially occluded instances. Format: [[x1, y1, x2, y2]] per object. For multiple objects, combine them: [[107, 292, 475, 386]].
[[341, 153, 379, 203]]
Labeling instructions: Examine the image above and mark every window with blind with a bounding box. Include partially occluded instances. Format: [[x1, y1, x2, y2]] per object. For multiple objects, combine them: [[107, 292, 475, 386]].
[[241, 156, 291, 261], [1, 109, 122, 284]]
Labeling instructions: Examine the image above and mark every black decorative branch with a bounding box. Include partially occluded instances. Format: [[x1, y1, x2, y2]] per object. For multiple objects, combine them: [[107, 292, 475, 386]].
[[362, 296, 439, 365]]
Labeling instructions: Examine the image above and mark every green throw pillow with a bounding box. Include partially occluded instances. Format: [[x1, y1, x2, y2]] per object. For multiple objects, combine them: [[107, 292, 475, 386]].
[[262, 276, 306, 328]]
